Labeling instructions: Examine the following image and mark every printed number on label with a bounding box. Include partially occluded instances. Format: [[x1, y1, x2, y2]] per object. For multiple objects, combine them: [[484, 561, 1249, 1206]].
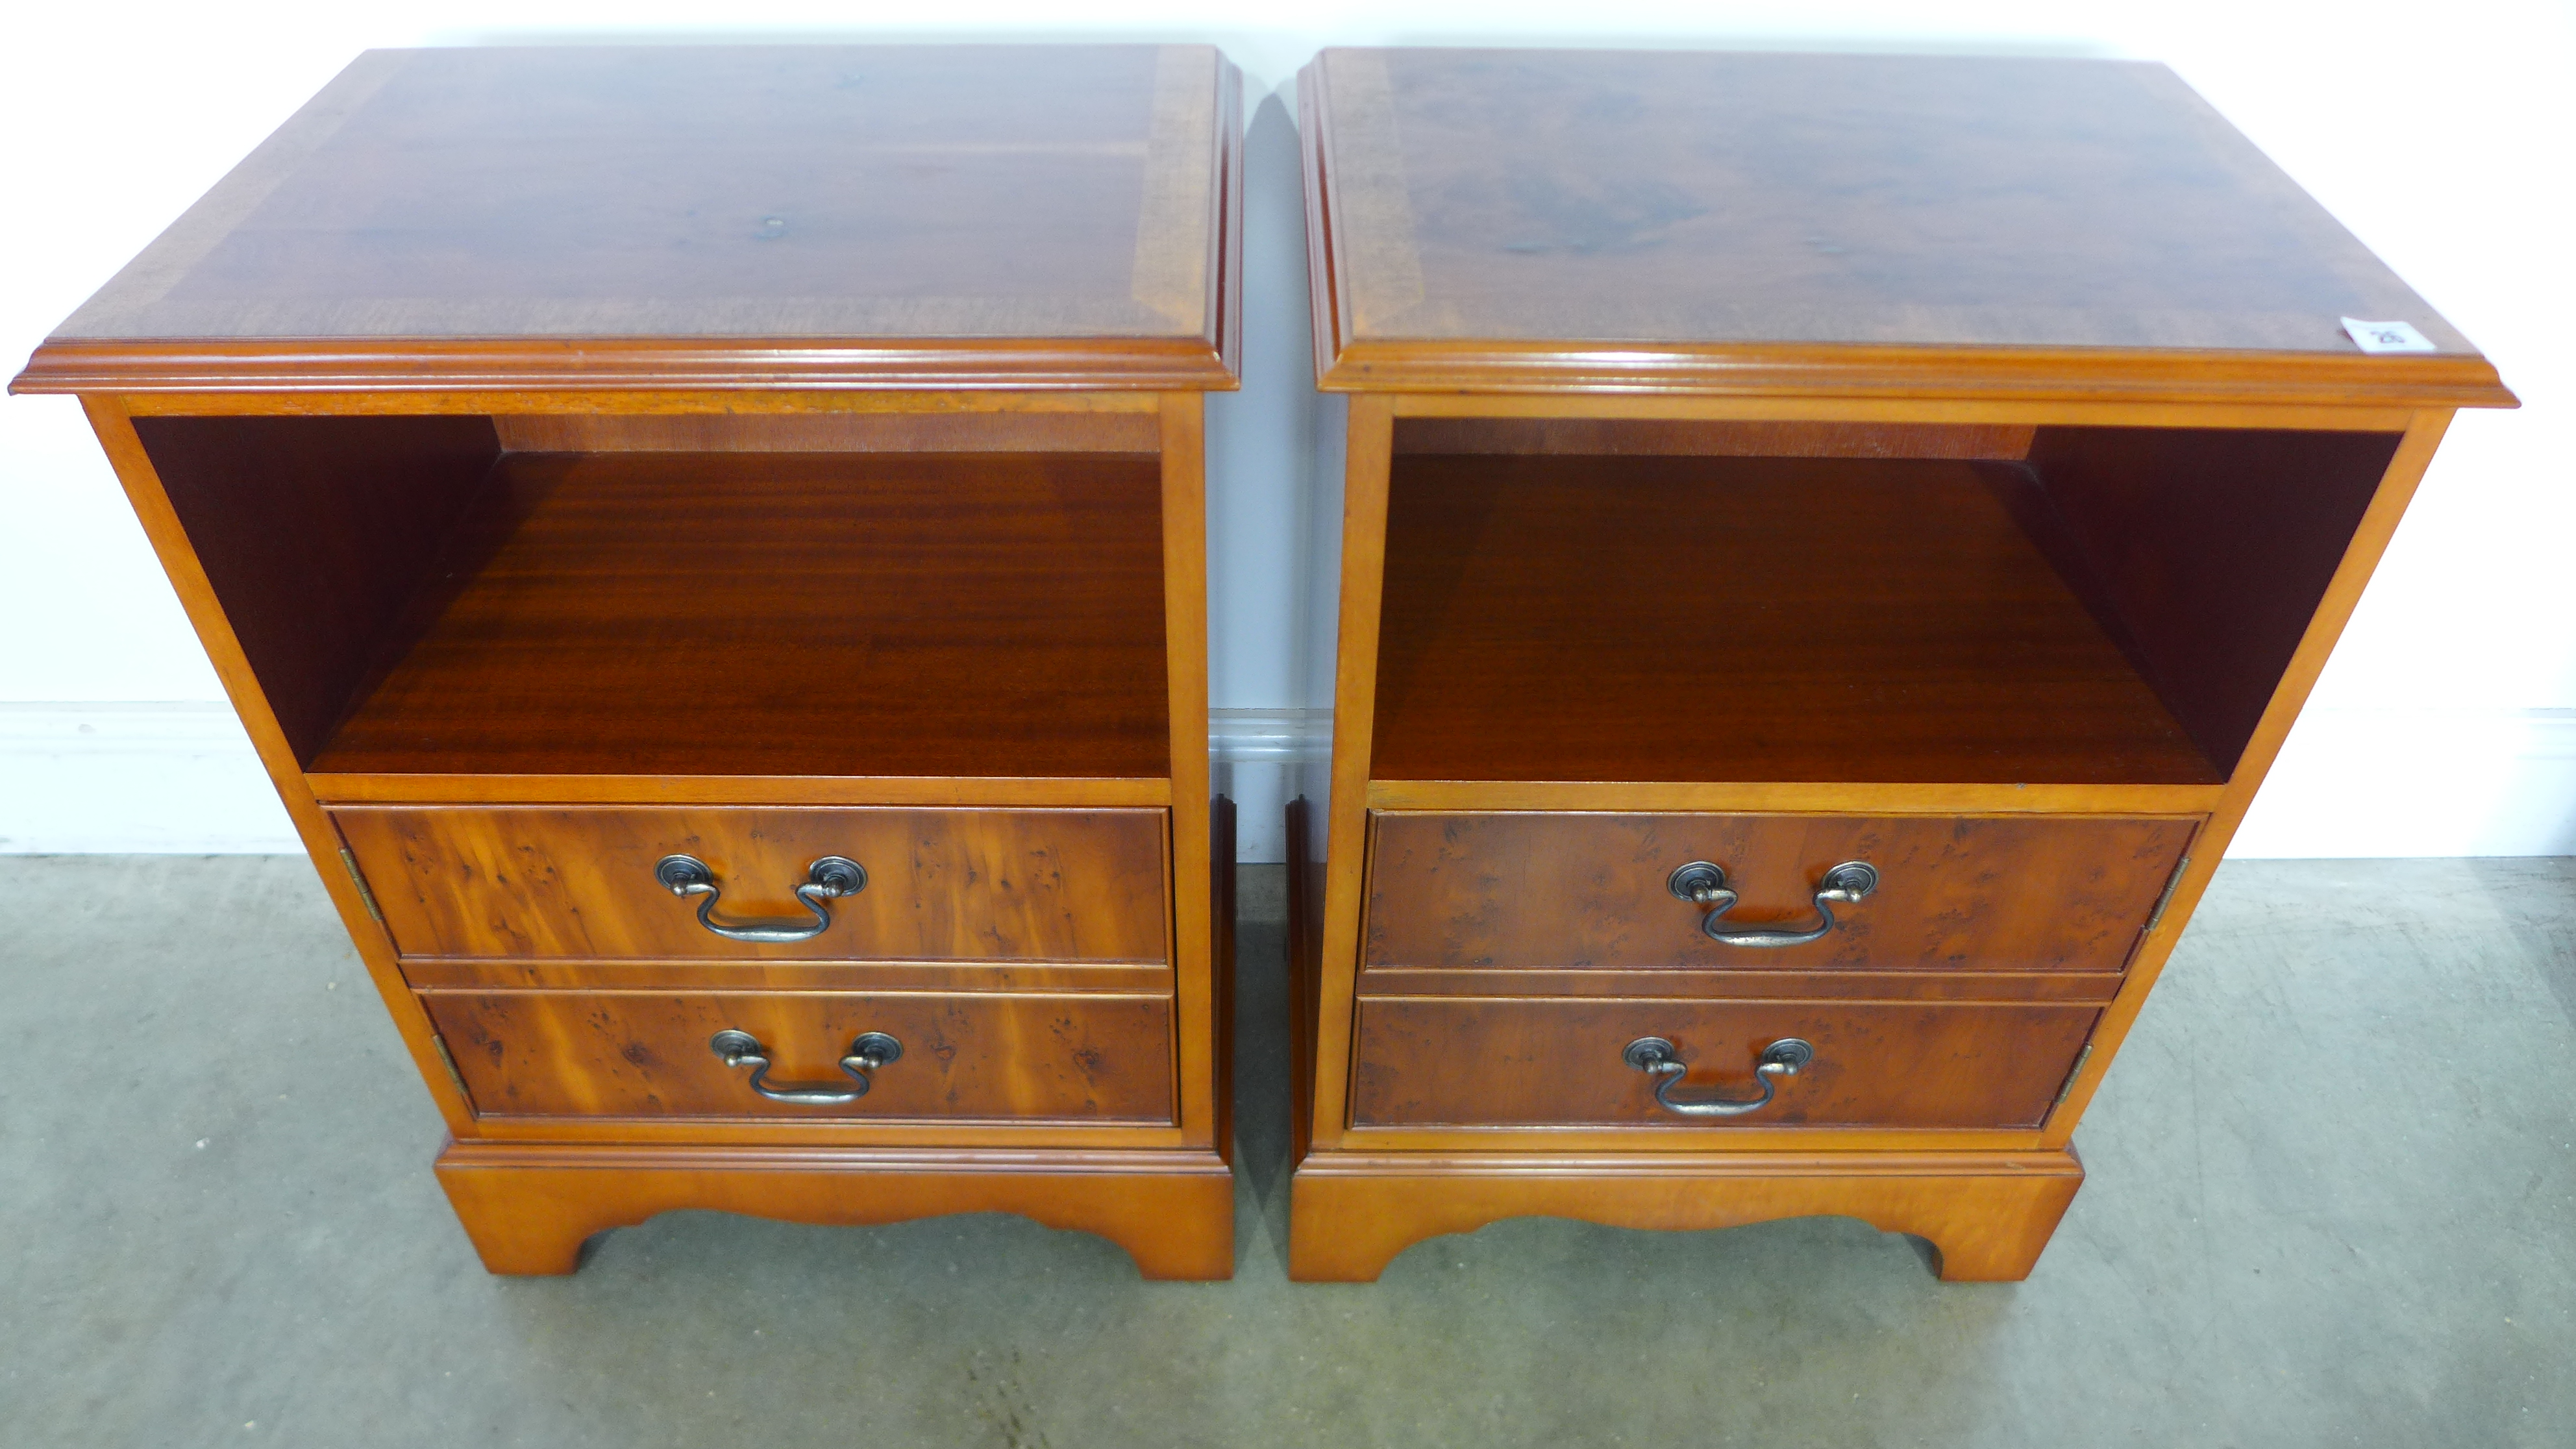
[[2340, 317, 2437, 354]]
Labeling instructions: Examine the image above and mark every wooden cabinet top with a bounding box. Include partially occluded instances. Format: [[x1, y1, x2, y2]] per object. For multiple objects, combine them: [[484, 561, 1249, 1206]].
[[1300, 48, 2510, 406], [14, 45, 1243, 395]]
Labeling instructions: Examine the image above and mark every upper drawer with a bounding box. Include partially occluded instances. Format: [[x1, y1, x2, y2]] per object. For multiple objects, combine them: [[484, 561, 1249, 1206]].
[[336, 806, 1167, 962], [1366, 811, 2195, 972]]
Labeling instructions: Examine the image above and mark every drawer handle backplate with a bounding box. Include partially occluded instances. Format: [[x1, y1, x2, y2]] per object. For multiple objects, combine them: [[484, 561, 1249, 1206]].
[[655, 854, 865, 943], [1624, 1036, 1814, 1117], [709, 1029, 903, 1105], [1667, 860, 1878, 947]]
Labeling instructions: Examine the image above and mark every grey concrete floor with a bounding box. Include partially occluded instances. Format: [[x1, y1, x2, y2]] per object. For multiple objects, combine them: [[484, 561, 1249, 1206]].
[[2, 855, 2573, 1446]]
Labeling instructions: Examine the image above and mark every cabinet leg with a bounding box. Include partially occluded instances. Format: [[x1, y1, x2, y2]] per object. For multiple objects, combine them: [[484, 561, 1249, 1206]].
[[1288, 1151, 2082, 1283], [438, 1163, 604, 1274], [1289, 1169, 1459, 1282], [434, 1141, 1236, 1280], [1077, 1171, 1237, 1281], [1911, 1177, 2083, 1282]]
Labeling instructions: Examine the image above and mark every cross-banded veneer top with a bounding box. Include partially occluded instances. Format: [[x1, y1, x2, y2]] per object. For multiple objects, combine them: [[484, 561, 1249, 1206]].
[[15, 45, 1241, 392], [1299, 48, 2509, 405]]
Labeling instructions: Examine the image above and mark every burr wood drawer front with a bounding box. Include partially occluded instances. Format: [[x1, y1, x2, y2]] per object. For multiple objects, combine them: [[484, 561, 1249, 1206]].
[[1350, 997, 2098, 1130], [421, 989, 1175, 1122], [335, 806, 1169, 963], [1364, 811, 2197, 973]]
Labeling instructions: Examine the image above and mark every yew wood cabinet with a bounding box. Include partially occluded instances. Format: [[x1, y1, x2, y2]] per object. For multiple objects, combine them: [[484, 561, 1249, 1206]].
[[13, 45, 1246, 1278], [1286, 49, 2517, 1281]]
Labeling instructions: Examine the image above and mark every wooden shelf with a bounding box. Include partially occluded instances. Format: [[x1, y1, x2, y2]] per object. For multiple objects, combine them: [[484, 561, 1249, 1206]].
[[308, 451, 1171, 780], [1369, 453, 2223, 786]]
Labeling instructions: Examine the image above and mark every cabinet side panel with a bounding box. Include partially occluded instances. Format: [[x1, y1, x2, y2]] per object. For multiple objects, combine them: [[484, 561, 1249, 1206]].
[[1302, 391, 1350, 815], [1160, 393, 1219, 1148], [130, 414, 501, 762], [2040, 411, 2451, 1145], [81, 398, 478, 1140], [1212, 793, 1237, 1160], [2016, 427, 2400, 775], [1289, 388, 1347, 1163], [1307, 395, 1393, 1149], [1285, 796, 1319, 1160]]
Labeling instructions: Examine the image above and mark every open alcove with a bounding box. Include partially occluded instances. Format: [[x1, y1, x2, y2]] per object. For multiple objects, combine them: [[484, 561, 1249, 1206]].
[[1370, 417, 2403, 786], [130, 410, 1176, 782]]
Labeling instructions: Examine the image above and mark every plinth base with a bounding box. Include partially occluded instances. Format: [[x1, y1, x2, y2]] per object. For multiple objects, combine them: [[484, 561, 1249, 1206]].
[[436, 1139, 1237, 1280], [1287, 1148, 2081, 1282]]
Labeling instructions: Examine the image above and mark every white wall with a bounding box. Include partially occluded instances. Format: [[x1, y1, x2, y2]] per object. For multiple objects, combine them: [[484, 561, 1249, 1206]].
[[3, 1, 2570, 858]]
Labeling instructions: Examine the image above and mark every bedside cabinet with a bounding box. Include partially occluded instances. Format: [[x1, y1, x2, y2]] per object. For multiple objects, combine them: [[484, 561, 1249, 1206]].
[[14, 44, 1246, 1279], [1285, 49, 2514, 1281]]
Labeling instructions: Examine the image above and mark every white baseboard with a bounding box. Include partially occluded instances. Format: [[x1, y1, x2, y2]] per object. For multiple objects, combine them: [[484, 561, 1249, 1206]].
[[1211, 708, 1330, 863], [6, 702, 2568, 860], [2228, 706, 2576, 858], [0, 702, 299, 852], [1209, 707, 1331, 766]]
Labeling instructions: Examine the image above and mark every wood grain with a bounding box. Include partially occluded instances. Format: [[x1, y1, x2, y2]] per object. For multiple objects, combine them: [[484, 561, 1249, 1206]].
[[1212, 793, 1238, 1161], [1306, 396, 1396, 1153], [336, 805, 1169, 963], [1286, 47, 2498, 1287], [437, 1140, 1234, 1278], [13, 46, 1246, 395], [130, 414, 501, 762], [124, 389, 1166, 418], [38, 41, 1246, 1278], [1359, 967, 2122, 1004], [1393, 417, 2033, 459], [310, 773, 1170, 808], [18, 338, 1243, 395], [1309, 340, 2512, 410], [1364, 779, 2223, 816], [306, 449, 1171, 780], [2002, 427, 2403, 774], [423, 989, 1174, 1122], [1287, 1149, 2082, 1282], [1365, 811, 2195, 972], [1287, 796, 1321, 1164], [1159, 394, 1220, 1148], [492, 411, 1159, 454], [396, 958, 1175, 994], [454, 1117, 1188, 1154], [2041, 409, 2459, 1142], [1298, 49, 2511, 407], [1370, 453, 2223, 785], [78, 397, 480, 1140], [1350, 997, 2097, 1129], [1331, 1122, 2050, 1155], [1387, 392, 2427, 432]]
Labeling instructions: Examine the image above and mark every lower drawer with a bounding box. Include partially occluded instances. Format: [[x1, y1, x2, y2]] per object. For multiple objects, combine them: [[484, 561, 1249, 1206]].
[[1350, 997, 2096, 1130], [423, 990, 1173, 1122]]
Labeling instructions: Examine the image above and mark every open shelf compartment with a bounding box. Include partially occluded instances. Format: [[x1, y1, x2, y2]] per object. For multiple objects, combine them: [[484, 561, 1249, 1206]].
[[1370, 419, 2404, 787], [132, 413, 1172, 781]]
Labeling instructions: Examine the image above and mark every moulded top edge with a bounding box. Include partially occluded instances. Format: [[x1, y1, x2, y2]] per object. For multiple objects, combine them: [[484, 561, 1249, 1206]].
[[1311, 339, 2516, 410], [9, 336, 1243, 397]]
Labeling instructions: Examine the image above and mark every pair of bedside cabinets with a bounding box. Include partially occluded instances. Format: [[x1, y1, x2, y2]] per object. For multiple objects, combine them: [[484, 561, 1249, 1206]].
[[15, 44, 2513, 1284]]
